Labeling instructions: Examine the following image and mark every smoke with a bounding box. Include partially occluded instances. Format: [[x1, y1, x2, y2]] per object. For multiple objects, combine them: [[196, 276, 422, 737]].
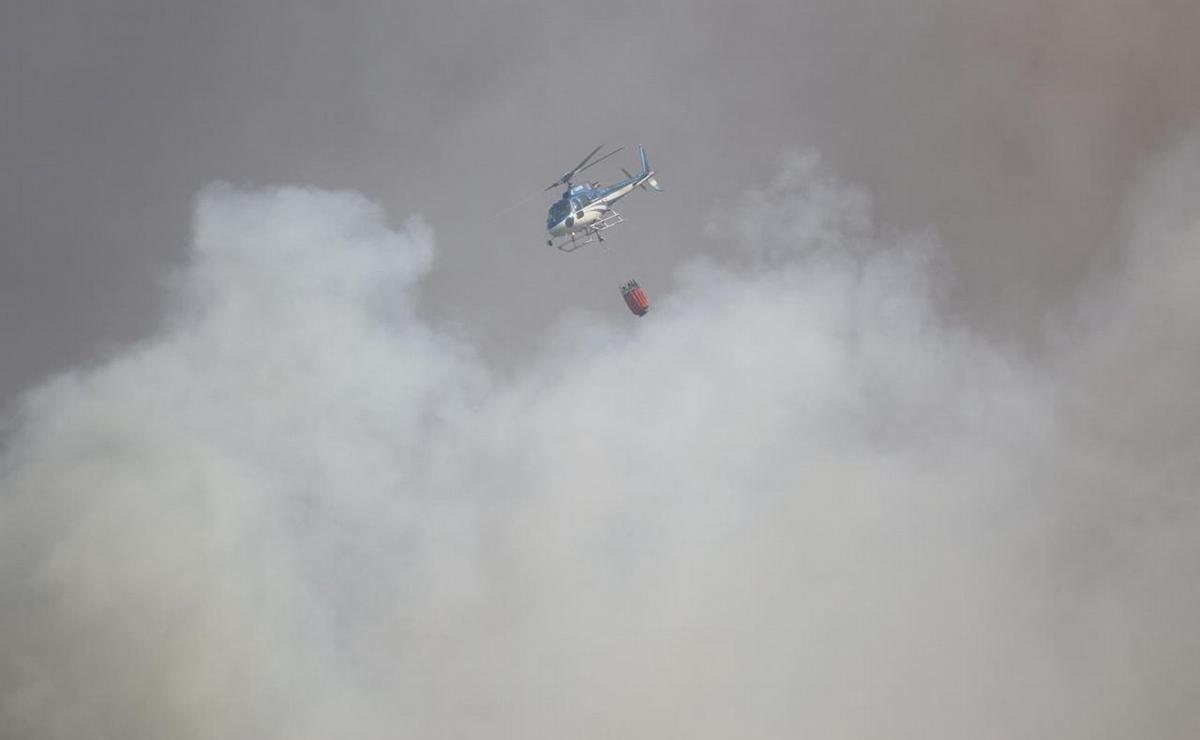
[[2, 139, 1199, 739]]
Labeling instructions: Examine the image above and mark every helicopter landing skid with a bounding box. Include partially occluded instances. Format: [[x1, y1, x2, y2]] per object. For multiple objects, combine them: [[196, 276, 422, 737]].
[[554, 233, 596, 252], [551, 209, 624, 252]]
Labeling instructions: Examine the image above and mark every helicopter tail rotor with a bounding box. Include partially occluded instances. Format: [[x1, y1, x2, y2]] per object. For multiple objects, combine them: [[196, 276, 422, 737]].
[[622, 167, 664, 193]]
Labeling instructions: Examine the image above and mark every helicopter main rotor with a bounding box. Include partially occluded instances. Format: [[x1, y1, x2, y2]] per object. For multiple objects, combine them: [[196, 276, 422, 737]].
[[545, 145, 623, 191]]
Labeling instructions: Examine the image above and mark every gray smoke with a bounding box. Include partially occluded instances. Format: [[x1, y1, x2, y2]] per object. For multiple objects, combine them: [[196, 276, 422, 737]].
[[2, 134, 1198, 738]]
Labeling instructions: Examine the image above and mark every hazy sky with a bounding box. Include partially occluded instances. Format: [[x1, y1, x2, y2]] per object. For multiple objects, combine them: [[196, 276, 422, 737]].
[[5, 0, 1199, 401], [2, 2, 1200, 738]]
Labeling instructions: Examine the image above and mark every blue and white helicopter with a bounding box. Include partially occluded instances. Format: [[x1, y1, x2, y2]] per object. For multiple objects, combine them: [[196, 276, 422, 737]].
[[545, 145, 662, 251]]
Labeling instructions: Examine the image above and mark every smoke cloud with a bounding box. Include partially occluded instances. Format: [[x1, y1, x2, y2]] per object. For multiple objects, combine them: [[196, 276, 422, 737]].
[[2, 139, 1198, 738]]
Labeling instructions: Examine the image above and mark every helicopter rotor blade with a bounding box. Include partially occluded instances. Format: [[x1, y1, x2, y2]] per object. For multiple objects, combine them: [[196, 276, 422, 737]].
[[576, 147, 623, 176], [570, 144, 605, 177], [546, 144, 608, 190]]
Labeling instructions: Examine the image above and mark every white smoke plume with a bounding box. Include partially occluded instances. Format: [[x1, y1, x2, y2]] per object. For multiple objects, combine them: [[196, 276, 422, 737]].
[[2, 142, 1199, 739]]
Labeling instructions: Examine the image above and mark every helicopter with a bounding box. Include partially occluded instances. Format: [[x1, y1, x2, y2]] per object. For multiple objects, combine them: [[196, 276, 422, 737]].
[[545, 145, 662, 251]]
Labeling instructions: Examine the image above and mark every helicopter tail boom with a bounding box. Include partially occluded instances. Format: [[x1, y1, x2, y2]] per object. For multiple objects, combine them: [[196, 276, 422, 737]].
[[628, 145, 667, 191], [635, 146, 663, 192]]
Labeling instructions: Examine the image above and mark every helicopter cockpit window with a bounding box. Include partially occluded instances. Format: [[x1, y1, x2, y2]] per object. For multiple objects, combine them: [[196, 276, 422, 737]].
[[549, 201, 570, 222]]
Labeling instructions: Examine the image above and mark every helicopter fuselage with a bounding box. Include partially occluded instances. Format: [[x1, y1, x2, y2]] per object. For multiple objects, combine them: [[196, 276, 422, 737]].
[[547, 177, 645, 238]]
